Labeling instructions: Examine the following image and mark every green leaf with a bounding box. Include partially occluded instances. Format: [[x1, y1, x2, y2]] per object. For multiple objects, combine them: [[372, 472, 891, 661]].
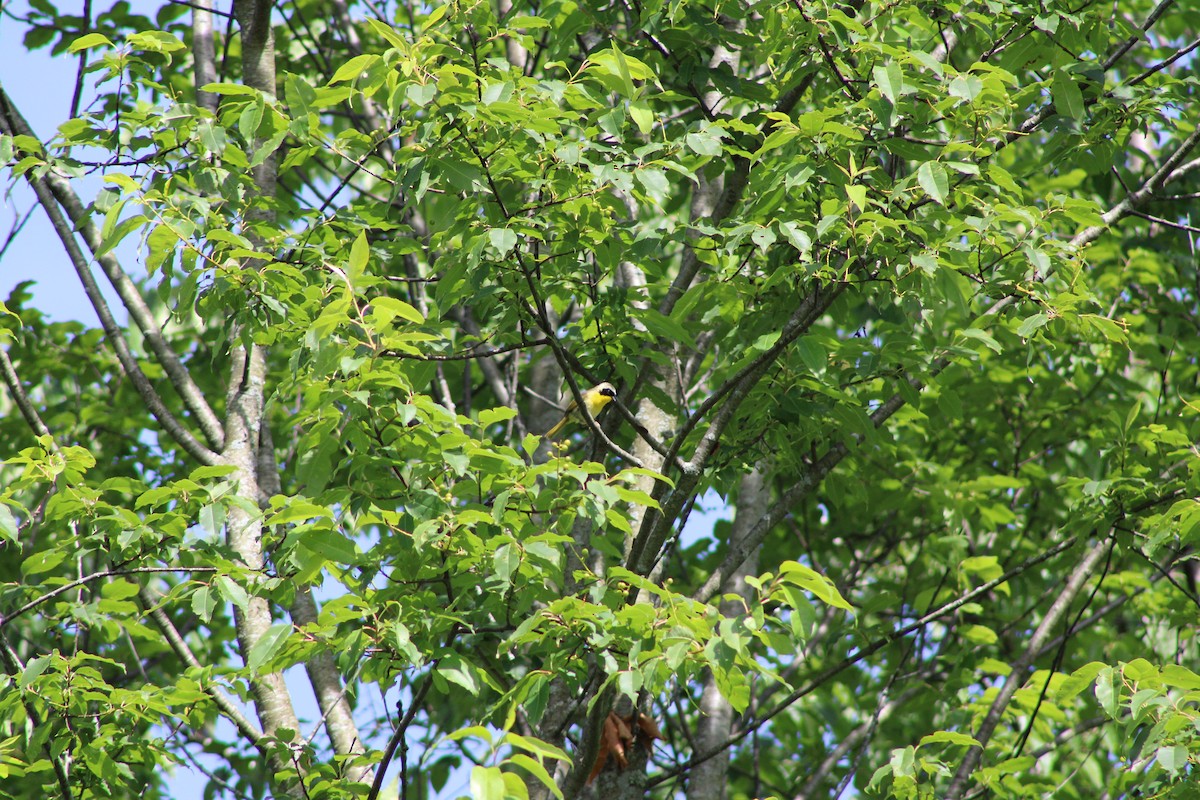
[[364, 17, 409, 48], [190, 464, 239, 481], [502, 773, 529, 800], [1016, 312, 1049, 338], [298, 529, 360, 565], [778, 561, 854, 610], [347, 230, 370, 280], [0, 504, 18, 544], [685, 127, 723, 156], [438, 657, 480, 695], [191, 585, 217, 622], [918, 731, 981, 748], [96, 214, 149, 259], [372, 296, 425, 325], [711, 664, 751, 713], [127, 31, 184, 52], [1051, 69, 1085, 122], [917, 161, 949, 206], [629, 100, 654, 134], [202, 82, 258, 96], [199, 502, 225, 536], [250, 130, 287, 168], [948, 74, 983, 103], [407, 83, 436, 107], [506, 754, 563, 800], [494, 544, 519, 584], [470, 766, 506, 800], [329, 54, 381, 85], [610, 43, 635, 97], [214, 575, 249, 614], [18, 655, 51, 689], [751, 226, 777, 249], [489, 227, 518, 254], [1155, 745, 1187, 775], [873, 62, 904, 104], [246, 624, 292, 671], [21, 549, 66, 577], [780, 221, 812, 253], [1160, 664, 1200, 691], [846, 184, 867, 212], [67, 32, 112, 52], [505, 733, 570, 763], [1094, 666, 1118, 717], [422, 2, 450, 31]]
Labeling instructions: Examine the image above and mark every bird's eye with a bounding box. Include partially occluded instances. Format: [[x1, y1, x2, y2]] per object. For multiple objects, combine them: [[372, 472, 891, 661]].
[[603, 388, 616, 397]]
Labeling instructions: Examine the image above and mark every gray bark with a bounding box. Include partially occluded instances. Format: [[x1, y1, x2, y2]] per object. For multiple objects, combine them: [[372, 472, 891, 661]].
[[688, 468, 767, 800]]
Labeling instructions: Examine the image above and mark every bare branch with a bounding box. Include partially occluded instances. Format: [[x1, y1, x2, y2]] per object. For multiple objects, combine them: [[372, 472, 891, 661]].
[[653, 534, 1082, 786], [0, 346, 54, 441], [0, 566, 216, 629], [0, 86, 222, 466], [139, 587, 267, 746], [944, 536, 1114, 799], [0, 83, 226, 454], [383, 336, 549, 362]]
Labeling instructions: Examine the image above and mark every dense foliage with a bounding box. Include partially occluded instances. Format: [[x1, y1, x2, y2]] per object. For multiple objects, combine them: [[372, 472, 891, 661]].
[[2, 0, 1200, 798]]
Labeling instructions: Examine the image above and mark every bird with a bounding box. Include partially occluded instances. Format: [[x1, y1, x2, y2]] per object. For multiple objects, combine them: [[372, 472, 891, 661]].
[[545, 382, 617, 438]]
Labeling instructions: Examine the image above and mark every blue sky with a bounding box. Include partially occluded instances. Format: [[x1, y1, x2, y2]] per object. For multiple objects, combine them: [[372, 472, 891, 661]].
[[0, 3, 115, 325]]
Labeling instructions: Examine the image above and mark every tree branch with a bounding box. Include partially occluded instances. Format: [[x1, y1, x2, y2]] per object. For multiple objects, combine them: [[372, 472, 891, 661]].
[[0, 346, 54, 441], [0, 84, 226, 452], [944, 534, 1114, 799], [0, 85, 222, 466], [652, 533, 1082, 786], [139, 586, 267, 746]]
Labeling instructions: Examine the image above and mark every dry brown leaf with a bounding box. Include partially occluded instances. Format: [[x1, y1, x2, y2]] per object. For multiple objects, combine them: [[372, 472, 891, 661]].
[[585, 710, 665, 785]]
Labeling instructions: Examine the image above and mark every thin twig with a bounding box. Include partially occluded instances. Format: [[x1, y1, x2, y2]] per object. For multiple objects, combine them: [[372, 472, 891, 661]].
[[0, 566, 216, 628]]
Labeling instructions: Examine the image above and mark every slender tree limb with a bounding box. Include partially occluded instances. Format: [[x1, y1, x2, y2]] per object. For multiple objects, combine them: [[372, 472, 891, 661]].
[[138, 587, 267, 746], [691, 367, 921, 604], [255, 416, 371, 782], [367, 633, 455, 800], [170, 0, 233, 16], [652, 533, 1082, 786], [67, 0, 92, 122], [291, 583, 373, 784], [0, 86, 222, 466], [0, 346, 54, 441], [1101, 0, 1175, 70], [384, 336, 549, 362], [445, 116, 645, 466], [0, 566, 215, 629], [628, 278, 849, 582], [224, 341, 303, 748], [0, 86, 226, 451], [224, 6, 304, 791], [944, 535, 1114, 799], [799, 685, 926, 797], [1070, 125, 1200, 250], [451, 307, 515, 408], [1128, 33, 1200, 86]]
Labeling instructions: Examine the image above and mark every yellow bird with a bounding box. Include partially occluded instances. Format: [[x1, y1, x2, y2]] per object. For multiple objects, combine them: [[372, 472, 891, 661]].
[[545, 382, 618, 438]]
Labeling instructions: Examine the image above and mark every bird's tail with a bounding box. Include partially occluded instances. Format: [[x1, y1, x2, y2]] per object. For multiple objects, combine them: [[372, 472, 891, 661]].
[[544, 415, 569, 438]]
